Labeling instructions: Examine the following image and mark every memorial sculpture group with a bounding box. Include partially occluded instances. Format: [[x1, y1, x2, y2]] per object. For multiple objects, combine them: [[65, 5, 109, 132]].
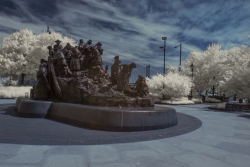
[[34, 39, 154, 107]]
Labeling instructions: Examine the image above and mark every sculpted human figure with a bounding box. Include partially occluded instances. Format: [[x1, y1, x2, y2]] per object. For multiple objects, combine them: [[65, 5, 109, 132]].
[[78, 39, 84, 52], [53, 40, 63, 52], [81, 40, 92, 55], [105, 65, 108, 73], [117, 62, 136, 91], [62, 43, 72, 67], [93, 42, 103, 55], [81, 40, 93, 70], [70, 47, 81, 72], [34, 59, 51, 100], [134, 75, 148, 97], [111, 56, 120, 85], [47, 45, 54, 59], [89, 45, 103, 70]]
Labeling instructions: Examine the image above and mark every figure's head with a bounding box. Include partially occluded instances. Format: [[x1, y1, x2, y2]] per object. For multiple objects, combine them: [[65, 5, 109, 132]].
[[87, 40, 92, 45], [40, 59, 48, 67], [47, 45, 52, 50], [55, 40, 61, 44], [130, 62, 136, 68], [114, 55, 119, 60], [64, 43, 71, 50], [79, 39, 83, 43], [138, 75, 143, 79], [97, 42, 102, 46]]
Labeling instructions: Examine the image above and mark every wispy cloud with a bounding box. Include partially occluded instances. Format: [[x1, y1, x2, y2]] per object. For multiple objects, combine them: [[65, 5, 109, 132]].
[[0, 0, 249, 71]]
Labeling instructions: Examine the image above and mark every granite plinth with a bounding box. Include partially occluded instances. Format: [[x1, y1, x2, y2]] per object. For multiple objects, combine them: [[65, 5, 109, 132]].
[[15, 97, 28, 109], [18, 99, 52, 118], [48, 103, 178, 131], [16, 100, 178, 131]]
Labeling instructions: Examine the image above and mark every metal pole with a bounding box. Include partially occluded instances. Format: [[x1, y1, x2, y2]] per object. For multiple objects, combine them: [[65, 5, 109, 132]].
[[189, 63, 194, 100], [180, 43, 182, 67], [164, 40, 166, 76], [9, 69, 12, 86]]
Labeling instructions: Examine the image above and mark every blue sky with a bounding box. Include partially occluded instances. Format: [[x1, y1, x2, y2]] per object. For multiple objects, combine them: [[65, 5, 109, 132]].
[[0, 0, 249, 75]]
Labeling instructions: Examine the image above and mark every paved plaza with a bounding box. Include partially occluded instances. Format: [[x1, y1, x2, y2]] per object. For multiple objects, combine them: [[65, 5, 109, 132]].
[[0, 99, 250, 167]]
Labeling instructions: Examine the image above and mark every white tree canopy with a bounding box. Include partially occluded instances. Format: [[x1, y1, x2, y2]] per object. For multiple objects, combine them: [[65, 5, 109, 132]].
[[0, 29, 77, 77], [146, 72, 192, 100], [183, 43, 250, 98]]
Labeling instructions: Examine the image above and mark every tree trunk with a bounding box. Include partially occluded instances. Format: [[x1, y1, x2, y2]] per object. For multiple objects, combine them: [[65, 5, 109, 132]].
[[212, 86, 215, 97], [21, 73, 26, 85]]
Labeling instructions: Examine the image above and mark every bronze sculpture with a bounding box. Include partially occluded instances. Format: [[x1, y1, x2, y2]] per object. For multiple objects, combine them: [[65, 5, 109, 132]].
[[34, 39, 154, 107], [34, 59, 50, 100], [111, 56, 120, 85]]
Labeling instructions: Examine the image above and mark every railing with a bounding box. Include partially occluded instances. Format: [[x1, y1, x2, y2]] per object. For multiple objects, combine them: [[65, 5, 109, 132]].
[[225, 103, 250, 111]]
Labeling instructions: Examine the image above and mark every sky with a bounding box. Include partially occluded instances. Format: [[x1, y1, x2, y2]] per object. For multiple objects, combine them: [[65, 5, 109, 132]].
[[0, 0, 249, 75]]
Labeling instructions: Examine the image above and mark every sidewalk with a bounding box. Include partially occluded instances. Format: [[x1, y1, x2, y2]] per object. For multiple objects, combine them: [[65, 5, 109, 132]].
[[0, 100, 250, 167]]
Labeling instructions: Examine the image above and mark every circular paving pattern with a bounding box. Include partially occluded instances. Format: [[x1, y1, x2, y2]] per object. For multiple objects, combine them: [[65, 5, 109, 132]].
[[0, 103, 202, 145]]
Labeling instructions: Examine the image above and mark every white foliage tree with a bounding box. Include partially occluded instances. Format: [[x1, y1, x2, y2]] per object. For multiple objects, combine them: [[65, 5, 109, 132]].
[[183, 44, 230, 96], [221, 45, 250, 99], [146, 72, 192, 100], [0, 29, 77, 77], [0, 29, 34, 77], [184, 43, 250, 99]]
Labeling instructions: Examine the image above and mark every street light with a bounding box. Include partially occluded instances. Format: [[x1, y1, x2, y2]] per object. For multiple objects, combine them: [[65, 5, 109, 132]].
[[160, 37, 167, 76], [174, 43, 182, 72], [190, 63, 194, 100]]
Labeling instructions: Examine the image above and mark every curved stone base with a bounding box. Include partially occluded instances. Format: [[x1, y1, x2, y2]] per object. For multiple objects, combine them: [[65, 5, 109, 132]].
[[18, 99, 52, 118], [15, 97, 28, 109], [16, 100, 178, 131], [48, 103, 178, 131]]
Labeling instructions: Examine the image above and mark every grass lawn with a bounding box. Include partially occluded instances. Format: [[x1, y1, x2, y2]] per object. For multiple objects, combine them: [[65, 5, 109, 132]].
[[0, 86, 32, 98]]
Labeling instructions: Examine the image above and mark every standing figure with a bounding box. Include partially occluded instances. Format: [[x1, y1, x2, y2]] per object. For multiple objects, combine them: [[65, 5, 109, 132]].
[[62, 43, 72, 67], [34, 59, 51, 100], [70, 47, 81, 72], [81, 40, 92, 70], [53, 40, 63, 53], [90, 46, 103, 70], [105, 65, 108, 73], [47, 45, 54, 59], [93, 42, 103, 55], [134, 75, 148, 97], [117, 62, 136, 91], [111, 56, 120, 85], [78, 39, 84, 52]]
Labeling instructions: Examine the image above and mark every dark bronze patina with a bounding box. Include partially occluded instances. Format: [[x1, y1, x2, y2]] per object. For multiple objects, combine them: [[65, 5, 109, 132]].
[[34, 39, 154, 107]]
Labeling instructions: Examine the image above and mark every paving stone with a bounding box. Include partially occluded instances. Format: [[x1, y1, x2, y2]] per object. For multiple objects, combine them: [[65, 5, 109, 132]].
[[179, 141, 230, 160], [0, 144, 21, 159], [140, 140, 190, 156], [232, 133, 250, 140], [215, 142, 250, 155], [0, 145, 51, 165], [50, 145, 86, 155], [89, 162, 136, 167], [222, 153, 250, 167], [42, 155, 87, 167], [85, 145, 122, 164], [176, 153, 236, 167]]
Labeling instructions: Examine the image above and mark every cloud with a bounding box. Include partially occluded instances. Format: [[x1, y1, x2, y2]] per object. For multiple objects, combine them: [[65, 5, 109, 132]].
[[0, 0, 249, 72]]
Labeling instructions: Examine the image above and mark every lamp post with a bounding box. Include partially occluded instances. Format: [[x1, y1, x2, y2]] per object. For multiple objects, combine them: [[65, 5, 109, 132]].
[[190, 63, 194, 100], [174, 43, 182, 72], [9, 69, 12, 86], [160, 37, 167, 76], [160, 37, 167, 100], [21, 64, 26, 85]]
